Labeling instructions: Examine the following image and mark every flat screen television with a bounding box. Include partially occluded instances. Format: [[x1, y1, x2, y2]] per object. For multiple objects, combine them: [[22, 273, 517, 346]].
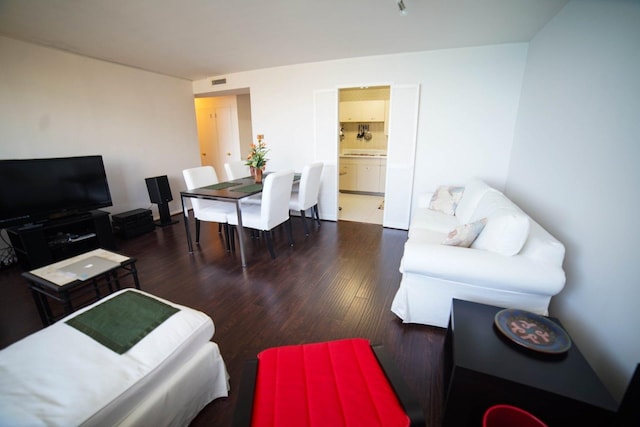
[[0, 155, 113, 229]]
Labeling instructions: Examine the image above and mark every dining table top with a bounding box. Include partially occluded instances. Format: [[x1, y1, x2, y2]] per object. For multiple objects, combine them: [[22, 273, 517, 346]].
[[180, 173, 301, 200]]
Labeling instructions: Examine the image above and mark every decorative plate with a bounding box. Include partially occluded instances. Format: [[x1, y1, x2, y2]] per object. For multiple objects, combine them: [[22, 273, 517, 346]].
[[494, 309, 572, 354]]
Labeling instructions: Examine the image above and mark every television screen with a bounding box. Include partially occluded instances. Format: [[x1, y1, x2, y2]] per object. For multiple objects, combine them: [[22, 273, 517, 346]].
[[0, 155, 113, 228]]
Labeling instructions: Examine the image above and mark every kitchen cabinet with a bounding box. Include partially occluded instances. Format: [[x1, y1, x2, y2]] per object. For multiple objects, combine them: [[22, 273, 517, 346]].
[[339, 157, 386, 193], [361, 100, 385, 121], [356, 159, 381, 193], [379, 160, 387, 192], [339, 161, 357, 191], [339, 102, 361, 123], [339, 101, 386, 122]]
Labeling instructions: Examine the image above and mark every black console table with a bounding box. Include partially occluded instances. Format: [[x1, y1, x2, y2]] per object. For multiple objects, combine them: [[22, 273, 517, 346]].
[[443, 299, 618, 426], [7, 210, 117, 269]]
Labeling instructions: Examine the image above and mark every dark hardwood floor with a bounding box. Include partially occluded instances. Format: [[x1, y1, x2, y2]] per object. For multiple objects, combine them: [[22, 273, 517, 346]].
[[0, 215, 446, 426]]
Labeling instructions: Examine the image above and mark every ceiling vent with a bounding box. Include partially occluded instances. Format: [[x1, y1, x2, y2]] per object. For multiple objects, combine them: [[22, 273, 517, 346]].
[[212, 78, 227, 86]]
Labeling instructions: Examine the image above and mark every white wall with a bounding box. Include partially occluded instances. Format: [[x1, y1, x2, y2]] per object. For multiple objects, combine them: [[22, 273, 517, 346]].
[[193, 43, 529, 216], [0, 36, 527, 240], [506, 0, 640, 400], [0, 36, 201, 220]]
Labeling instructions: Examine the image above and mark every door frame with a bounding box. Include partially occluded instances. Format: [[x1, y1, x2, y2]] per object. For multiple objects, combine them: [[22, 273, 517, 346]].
[[313, 83, 420, 229]]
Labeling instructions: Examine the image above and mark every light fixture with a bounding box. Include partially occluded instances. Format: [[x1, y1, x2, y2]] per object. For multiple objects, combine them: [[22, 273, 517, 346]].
[[397, 0, 407, 16]]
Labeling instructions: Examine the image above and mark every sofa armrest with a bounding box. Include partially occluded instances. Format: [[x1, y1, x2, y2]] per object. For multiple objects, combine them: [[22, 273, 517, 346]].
[[400, 241, 566, 296]]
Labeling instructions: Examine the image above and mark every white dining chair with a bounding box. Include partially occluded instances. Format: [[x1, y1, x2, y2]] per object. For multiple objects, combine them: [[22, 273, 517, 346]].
[[224, 160, 251, 180], [225, 160, 262, 205], [227, 170, 295, 259], [182, 166, 236, 248], [289, 162, 323, 235]]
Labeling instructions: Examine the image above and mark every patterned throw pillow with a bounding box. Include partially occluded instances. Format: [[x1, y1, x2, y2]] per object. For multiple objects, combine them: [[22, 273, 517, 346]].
[[428, 186, 464, 215], [442, 218, 488, 248]]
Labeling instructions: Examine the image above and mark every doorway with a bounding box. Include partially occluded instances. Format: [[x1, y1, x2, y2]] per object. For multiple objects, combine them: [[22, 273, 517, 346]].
[[337, 86, 390, 225], [314, 84, 419, 229], [193, 92, 253, 181]]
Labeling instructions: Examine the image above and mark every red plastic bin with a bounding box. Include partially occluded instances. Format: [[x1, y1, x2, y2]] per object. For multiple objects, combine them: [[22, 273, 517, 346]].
[[483, 404, 548, 427]]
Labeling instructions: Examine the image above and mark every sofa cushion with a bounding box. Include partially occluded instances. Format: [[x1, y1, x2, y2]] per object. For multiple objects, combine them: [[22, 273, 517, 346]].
[[455, 178, 499, 224], [428, 186, 464, 215], [407, 227, 448, 245], [470, 191, 530, 256], [410, 207, 460, 235], [442, 218, 487, 248]]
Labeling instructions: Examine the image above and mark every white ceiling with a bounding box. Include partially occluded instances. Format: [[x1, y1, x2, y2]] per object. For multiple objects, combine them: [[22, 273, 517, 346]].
[[0, 0, 568, 81]]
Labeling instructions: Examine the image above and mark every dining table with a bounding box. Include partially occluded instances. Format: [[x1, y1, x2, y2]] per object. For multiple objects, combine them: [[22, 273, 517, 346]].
[[180, 173, 300, 267]]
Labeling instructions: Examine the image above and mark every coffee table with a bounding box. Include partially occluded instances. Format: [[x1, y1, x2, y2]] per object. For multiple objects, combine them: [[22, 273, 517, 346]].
[[22, 248, 140, 326], [442, 299, 618, 426]]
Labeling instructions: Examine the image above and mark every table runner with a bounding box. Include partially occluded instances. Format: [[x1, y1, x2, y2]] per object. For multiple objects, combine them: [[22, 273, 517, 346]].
[[66, 290, 179, 354], [203, 181, 242, 190], [233, 183, 263, 193]]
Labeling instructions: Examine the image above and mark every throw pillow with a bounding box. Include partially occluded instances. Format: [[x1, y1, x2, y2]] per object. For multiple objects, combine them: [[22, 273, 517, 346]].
[[471, 211, 530, 256], [454, 178, 499, 224], [442, 218, 488, 248], [428, 186, 464, 216]]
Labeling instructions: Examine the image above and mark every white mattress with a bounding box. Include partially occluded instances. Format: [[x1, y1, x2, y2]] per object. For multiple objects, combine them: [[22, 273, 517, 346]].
[[0, 289, 229, 426]]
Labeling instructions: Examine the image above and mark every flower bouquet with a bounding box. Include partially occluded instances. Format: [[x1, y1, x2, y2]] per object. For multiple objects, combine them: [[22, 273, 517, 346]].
[[245, 139, 269, 183]]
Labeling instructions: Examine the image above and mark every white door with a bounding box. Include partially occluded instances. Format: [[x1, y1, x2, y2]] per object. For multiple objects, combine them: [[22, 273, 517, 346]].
[[195, 107, 217, 168], [195, 106, 241, 177], [213, 106, 241, 177], [383, 84, 420, 230], [313, 89, 339, 221]]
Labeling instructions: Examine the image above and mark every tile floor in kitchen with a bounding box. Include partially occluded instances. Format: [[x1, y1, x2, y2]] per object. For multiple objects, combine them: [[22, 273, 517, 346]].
[[338, 192, 384, 225]]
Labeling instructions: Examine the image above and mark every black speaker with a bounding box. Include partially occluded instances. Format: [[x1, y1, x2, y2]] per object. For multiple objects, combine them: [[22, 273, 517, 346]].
[[145, 175, 173, 204], [145, 175, 178, 227]]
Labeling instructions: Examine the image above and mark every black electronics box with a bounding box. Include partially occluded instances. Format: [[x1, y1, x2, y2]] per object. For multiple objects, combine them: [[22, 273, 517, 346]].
[[112, 208, 155, 239]]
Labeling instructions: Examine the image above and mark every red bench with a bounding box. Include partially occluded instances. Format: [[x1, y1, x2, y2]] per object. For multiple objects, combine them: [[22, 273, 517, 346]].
[[233, 338, 424, 426]]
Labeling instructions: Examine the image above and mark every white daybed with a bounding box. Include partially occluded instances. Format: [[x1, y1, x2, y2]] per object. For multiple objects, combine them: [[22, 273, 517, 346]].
[[0, 288, 229, 426]]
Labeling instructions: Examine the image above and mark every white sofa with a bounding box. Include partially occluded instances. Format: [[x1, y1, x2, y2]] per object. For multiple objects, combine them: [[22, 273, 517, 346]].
[[391, 178, 566, 328]]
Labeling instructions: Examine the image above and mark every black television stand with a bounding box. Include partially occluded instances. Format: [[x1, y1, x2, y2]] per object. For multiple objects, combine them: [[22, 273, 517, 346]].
[[7, 210, 117, 269]]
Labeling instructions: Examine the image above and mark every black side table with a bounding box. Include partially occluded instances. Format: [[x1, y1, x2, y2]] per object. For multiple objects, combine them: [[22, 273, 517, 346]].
[[442, 299, 618, 426]]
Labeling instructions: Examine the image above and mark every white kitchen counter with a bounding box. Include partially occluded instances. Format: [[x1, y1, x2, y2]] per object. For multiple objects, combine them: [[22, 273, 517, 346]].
[[340, 149, 387, 159], [340, 154, 387, 159]]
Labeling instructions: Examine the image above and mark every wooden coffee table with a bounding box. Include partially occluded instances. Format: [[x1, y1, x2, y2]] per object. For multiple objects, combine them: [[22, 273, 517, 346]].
[[22, 248, 140, 326], [442, 299, 618, 426]]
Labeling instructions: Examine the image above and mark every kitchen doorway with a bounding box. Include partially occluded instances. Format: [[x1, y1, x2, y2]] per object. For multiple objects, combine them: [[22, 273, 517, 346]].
[[314, 84, 418, 229], [338, 86, 390, 225]]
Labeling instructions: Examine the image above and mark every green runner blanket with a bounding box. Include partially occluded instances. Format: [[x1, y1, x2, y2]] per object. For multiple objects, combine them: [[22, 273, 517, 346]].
[[233, 183, 263, 193], [66, 291, 179, 354], [203, 181, 242, 190]]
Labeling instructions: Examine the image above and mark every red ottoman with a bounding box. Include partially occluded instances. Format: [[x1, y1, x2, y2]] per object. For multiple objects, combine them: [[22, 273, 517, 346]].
[[233, 338, 424, 427]]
